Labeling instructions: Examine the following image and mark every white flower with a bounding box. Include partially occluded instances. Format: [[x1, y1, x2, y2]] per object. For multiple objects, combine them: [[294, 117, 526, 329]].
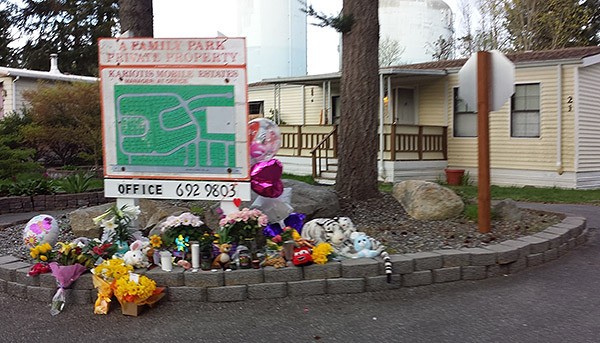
[[101, 218, 118, 230], [122, 205, 141, 220]]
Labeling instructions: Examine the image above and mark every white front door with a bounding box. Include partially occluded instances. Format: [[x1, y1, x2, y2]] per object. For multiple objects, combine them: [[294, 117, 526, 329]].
[[395, 88, 416, 124]]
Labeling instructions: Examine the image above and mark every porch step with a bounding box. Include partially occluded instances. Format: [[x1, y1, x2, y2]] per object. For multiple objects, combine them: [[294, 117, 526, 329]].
[[314, 177, 336, 185], [320, 170, 337, 179]]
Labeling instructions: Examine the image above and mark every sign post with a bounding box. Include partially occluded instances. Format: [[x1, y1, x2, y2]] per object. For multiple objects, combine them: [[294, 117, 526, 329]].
[[459, 50, 515, 233], [477, 51, 491, 233], [99, 37, 251, 205]]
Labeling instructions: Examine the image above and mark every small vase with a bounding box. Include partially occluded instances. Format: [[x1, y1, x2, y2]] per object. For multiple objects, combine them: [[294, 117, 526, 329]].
[[282, 241, 295, 261], [200, 251, 212, 271]]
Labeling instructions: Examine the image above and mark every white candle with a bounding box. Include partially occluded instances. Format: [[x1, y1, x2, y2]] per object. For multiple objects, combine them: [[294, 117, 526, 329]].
[[191, 243, 200, 270], [160, 251, 172, 272]]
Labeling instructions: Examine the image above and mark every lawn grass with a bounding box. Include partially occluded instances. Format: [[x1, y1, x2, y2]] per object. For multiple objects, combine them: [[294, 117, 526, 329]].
[[378, 182, 600, 205]]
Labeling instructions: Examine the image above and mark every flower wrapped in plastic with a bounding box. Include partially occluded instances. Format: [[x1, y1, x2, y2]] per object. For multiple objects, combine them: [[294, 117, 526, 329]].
[[91, 258, 133, 315], [219, 208, 268, 244], [112, 272, 165, 316], [48, 262, 87, 316]]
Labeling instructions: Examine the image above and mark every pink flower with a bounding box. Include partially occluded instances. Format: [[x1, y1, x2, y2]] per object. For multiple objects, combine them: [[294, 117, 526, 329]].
[[272, 235, 282, 243]]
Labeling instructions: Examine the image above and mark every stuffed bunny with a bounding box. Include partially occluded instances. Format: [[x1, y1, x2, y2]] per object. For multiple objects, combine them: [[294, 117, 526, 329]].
[[123, 240, 150, 268]]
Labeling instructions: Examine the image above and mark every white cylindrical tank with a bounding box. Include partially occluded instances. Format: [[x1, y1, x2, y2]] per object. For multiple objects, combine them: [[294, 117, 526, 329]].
[[235, 0, 307, 83], [379, 0, 453, 64]]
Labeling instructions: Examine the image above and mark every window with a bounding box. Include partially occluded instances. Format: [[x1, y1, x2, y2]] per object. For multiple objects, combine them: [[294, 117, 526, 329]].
[[511, 83, 540, 138], [248, 101, 264, 119], [453, 87, 477, 137]]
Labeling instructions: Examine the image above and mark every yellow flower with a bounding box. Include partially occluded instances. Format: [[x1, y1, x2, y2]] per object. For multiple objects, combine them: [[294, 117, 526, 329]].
[[311, 242, 334, 265], [40, 255, 48, 262], [149, 235, 162, 248], [291, 230, 301, 241], [114, 274, 156, 302], [30, 246, 40, 259]]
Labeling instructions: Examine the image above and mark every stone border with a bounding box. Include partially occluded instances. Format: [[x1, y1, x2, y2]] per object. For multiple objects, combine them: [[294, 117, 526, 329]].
[[0, 191, 110, 214], [0, 216, 588, 303]]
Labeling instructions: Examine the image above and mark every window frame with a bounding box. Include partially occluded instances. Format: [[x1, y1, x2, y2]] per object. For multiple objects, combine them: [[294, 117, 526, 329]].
[[248, 101, 264, 116], [452, 87, 477, 137], [510, 83, 541, 138]]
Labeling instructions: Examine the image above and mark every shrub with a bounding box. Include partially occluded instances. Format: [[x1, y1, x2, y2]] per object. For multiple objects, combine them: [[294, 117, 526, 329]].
[[21, 82, 102, 167], [58, 172, 94, 193], [1, 178, 59, 196]]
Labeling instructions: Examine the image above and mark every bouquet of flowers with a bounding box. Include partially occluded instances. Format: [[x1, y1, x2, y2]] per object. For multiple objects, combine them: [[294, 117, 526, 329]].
[[112, 272, 165, 316], [91, 258, 133, 314], [219, 208, 268, 244], [93, 204, 142, 244], [49, 262, 87, 316], [156, 212, 215, 255], [29, 242, 54, 262]]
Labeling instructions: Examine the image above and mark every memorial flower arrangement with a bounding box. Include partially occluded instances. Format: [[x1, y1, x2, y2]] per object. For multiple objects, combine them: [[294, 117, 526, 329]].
[[156, 212, 215, 253], [113, 274, 157, 303], [112, 272, 165, 316], [219, 208, 268, 243], [311, 242, 334, 265], [93, 204, 141, 243], [29, 242, 54, 262]]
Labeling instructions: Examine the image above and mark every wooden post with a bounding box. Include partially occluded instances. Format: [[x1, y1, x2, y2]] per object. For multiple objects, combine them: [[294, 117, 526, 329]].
[[477, 51, 491, 233]]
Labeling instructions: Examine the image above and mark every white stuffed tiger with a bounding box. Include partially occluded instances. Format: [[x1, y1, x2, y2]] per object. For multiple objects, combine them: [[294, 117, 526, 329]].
[[301, 217, 356, 247]]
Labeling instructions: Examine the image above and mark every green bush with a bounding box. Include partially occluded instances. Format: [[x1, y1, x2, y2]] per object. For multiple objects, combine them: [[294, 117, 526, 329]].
[[0, 109, 42, 179], [58, 172, 94, 193], [1, 178, 59, 196]]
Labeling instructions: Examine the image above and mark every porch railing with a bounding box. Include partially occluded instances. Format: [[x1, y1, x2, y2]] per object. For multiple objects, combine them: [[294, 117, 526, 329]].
[[278, 124, 447, 161], [309, 126, 337, 179]]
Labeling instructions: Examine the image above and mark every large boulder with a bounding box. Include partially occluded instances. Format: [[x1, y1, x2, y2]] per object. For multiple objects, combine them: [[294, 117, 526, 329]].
[[392, 180, 464, 220], [282, 179, 340, 220], [68, 202, 112, 238], [204, 179, 340, 226], [68, 199, 189, 238]]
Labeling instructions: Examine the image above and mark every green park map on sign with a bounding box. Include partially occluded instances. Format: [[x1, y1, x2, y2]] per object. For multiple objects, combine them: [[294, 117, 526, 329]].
[[114, 85, 236, 171]]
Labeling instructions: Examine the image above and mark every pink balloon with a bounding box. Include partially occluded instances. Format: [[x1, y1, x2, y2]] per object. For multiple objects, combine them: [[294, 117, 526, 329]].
[[251, 159, 284, 198], [248, 118, 281, 165]]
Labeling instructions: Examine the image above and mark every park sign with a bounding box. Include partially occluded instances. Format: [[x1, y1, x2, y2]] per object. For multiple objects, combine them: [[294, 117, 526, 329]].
[[99, 37, 251, 201]]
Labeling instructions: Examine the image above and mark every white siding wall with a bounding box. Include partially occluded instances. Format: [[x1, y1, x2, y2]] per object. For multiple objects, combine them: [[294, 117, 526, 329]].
[[248, 84, 327, 125], [576, 63, 600, 188]]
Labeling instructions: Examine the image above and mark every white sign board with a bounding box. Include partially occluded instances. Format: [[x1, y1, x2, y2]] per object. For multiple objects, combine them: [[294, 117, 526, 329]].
[[458, 50, 515, 112], [99, 37, 249, 181], [105, 179, 251, 201]]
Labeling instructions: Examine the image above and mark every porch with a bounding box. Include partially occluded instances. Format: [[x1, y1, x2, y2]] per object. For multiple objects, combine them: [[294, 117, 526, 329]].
[[277, 124, 448, 183]]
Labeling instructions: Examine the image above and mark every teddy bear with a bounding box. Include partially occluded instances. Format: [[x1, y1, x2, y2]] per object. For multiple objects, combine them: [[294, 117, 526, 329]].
[[351, 232, 384, 258]]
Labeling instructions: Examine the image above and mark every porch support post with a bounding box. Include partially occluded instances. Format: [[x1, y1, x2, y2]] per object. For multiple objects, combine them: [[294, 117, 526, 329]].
[[378, 73, 385, 180]]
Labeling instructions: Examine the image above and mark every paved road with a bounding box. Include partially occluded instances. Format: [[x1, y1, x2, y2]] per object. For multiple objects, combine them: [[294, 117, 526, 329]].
[[0, 203, 598, 343]]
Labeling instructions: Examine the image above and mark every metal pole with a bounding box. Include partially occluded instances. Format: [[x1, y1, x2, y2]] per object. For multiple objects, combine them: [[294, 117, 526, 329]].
[[477, 51, 491, 233]]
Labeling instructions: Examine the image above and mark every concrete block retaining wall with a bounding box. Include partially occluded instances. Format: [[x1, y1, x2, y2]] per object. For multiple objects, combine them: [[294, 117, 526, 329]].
[[0, 216, 588, 303], [0, 191, 110, 215]]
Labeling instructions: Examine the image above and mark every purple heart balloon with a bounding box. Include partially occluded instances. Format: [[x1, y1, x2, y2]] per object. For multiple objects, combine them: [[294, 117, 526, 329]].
[[251, 159, 283, 198]]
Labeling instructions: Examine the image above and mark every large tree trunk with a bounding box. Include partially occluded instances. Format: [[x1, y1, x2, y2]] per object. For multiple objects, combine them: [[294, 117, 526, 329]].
[[335, 0, 380, 200], [118, 0, 153, 37]]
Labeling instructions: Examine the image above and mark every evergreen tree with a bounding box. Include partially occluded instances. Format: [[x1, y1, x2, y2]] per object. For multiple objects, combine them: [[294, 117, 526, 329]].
[[118, 0, 153, 37], [0, 1, 17, 67], [13, 0, 119, 75], [306, 0, 381, 200]]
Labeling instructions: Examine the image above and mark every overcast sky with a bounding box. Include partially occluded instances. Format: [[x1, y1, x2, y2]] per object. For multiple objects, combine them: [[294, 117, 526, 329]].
[[153, 0, 461, 75]]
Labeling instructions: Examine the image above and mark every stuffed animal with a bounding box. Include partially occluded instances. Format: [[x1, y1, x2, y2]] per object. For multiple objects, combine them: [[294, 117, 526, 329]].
[[292, 246, 313, 266], [211, 243, 232, 271], [123, 240, 149, 268], [351, 232, 393, 283], [301, 217, 356, 246], [351, 232, 384, 258]]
